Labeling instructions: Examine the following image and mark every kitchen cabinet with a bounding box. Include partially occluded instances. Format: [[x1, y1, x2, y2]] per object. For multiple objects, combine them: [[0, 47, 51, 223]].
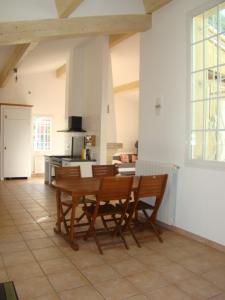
[[0, 104, 32, 179]]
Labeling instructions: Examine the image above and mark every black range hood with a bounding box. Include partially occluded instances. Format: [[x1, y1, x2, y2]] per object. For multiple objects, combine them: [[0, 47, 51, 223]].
[[58, 116, 86, 132]]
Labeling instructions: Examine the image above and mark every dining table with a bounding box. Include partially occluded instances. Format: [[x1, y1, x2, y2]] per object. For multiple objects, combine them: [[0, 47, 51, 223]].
[[52, 176, 139, 250]]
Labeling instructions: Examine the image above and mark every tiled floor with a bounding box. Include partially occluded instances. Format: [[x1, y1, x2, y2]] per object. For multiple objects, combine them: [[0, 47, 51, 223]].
[[0, 178, 225, 300]]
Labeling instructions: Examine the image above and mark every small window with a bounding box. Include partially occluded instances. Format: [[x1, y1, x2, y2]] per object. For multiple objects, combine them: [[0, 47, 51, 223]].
[[189, 1, 225, 164], [33, 116, 52, 151]]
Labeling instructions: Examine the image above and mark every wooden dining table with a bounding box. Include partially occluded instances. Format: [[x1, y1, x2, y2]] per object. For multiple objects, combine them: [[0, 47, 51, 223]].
[[52, 176, 139, 250]]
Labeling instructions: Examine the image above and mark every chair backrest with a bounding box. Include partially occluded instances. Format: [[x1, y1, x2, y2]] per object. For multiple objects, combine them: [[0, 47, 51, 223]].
[[136, 174, 168, 221], [92, 164, 117, 178], [97, 176, 133, 202], [55, 166, 81, 180]]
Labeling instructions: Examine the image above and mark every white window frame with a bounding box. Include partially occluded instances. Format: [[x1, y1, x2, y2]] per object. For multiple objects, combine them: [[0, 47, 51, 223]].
[[33, 115, 52, 153], [186, 0, 225, 170]]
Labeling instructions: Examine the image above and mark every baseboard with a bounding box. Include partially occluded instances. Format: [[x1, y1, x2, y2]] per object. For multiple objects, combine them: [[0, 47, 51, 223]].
[[158, 221, 225, 253]]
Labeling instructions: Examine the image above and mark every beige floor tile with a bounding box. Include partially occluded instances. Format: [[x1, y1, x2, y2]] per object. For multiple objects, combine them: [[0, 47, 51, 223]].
[[22, 229, 47, 240], [70, 249, 105, 269], [147, 285, 193, 300], [101, 247, 131, 264], [202, 266, 225, 291], [40, 257, 75, 275], [180, 255, 225, 274], [3, 250, 35, 267], [0, 233, 23, 243], [94, 278, 140, 300], [111, 258, 147, 277], [32, 246, 63, 261], [123, 295, 148, 300], [135, 251, 172, 268], [176, 276, 222, 299], [7, 261, 44, 280], [156, 263, 194, 283], [15, 275, 54, 300], [59, 285, 104, 300], [0, 268, 9, 281], [126, 270, 169, 293], [27, 237, 55, 250], [0, 241, 28, 254], [31, 293, 60, 300], [0, 226, 18, 234], [210, 293, 225, 299], [48, 269, 88, 292], [18, 223, 41, 232], [81, 264, 120, 284]]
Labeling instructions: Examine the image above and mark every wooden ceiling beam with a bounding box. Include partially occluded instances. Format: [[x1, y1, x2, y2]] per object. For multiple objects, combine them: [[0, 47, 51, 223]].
[[113, 81, 139, 94], [109, 33, 136, 48], [0, 42, 38, 87], [56, 64, 66, 78], [143, 0, 172, 13], [55, 0, 84, 18], [0, 14, 151, 46]]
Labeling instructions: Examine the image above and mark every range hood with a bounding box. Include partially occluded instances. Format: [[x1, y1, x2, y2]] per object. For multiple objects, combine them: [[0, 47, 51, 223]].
[[58, 116, 86, 132]]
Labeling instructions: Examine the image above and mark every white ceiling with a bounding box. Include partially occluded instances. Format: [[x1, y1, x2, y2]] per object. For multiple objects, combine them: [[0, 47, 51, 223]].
[[0, 0, 145, 22]]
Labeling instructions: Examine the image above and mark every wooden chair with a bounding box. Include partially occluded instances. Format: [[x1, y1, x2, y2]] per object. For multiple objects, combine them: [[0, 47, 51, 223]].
[[83, 176, 134, 254], [55, 166, 95, 233], [92, 164, 118, 177], [132, 174, 168, 243], [92, 164, 118, 230]]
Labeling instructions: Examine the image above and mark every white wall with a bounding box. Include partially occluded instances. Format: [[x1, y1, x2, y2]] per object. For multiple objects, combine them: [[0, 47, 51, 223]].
[[114, 89, 139, 152], [139, 0, 225, 246], [0, 71, 67, 171]]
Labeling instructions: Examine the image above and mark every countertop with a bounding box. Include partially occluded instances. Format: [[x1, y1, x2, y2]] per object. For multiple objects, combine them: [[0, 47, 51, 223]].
[[62, 157, 96, 162]]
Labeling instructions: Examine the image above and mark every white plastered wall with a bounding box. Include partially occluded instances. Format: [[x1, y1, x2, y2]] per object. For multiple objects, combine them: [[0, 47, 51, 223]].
[[139, 0, 225, 246]]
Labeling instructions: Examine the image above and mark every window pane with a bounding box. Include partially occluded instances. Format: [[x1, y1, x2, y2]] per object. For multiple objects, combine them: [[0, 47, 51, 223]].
[[192, 42, 203, 71], [205, 68, 218, 99], [205, 131, 217, 160], [219, 2, 225, 33], [218, 65, 225, 96], [218, 99, 225, 129], [205, 37, 218, 68], [219, 34, 225, 64], [192, 71, 203, 100], [192, 102, 204, 130], [205, 7, 218, 38], [191, 131, 203, 159], [205, 99, 218, 129], [218, 131, 225, 161], [193, 14, 204, 42]]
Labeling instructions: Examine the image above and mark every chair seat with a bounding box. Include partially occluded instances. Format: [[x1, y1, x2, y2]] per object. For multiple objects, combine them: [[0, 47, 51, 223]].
[[61, 197, 95, 206], [137, 200, 155, 211], [84, 203, 123, 216], [116, 200, 154, 212]]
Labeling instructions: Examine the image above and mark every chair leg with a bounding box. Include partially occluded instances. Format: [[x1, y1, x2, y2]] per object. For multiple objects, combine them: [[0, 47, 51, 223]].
[[127, 224, 141, 248], [93, 229, 103, 255], [77, 212, 86, 223], [117, 228, 129, 250], [150, 221, 163, 243]]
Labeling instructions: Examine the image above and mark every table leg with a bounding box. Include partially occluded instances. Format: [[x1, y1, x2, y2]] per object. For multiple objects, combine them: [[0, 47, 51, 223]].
[[69, 194, 79, 251], [54, 189, 61, 234]]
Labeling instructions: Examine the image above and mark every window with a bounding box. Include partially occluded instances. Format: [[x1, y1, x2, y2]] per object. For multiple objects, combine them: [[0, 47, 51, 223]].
[[190, 1, 225, 164], [33, 116, 52, 151]]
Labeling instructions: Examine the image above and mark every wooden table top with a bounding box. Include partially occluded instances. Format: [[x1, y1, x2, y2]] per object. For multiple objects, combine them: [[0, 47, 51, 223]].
[[52, 176, 139, 196]]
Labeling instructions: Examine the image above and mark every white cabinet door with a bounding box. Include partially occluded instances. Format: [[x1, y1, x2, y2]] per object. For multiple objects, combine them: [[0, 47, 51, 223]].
[[3, 118, 31, 178]]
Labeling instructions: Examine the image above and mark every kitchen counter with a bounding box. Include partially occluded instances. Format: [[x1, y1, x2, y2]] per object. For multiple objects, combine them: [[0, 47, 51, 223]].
[[62, 157, 96, 162]]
